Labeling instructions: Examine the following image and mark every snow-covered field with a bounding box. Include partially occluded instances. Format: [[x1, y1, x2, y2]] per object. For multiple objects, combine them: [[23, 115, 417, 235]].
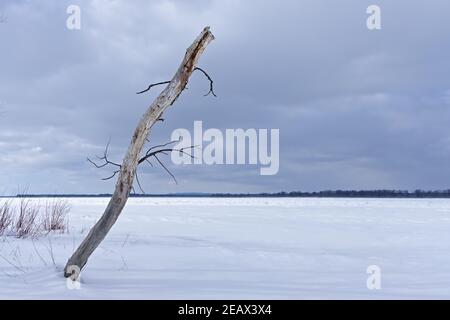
[[1, 197, 450, 299]]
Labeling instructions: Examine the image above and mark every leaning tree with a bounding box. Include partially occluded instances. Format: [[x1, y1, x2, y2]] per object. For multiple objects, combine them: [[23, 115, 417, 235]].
[[64, 27, 215, 278]]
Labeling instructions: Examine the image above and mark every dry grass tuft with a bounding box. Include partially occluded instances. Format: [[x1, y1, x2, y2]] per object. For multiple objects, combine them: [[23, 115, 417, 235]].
[[0, 198, 70, 238]]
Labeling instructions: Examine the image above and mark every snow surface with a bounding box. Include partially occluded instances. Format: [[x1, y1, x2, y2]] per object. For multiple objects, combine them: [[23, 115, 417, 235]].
[[1, 197, 450, 299]]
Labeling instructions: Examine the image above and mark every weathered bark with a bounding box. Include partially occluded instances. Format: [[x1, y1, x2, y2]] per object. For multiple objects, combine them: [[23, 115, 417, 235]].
[[64, 27, 215, 277]]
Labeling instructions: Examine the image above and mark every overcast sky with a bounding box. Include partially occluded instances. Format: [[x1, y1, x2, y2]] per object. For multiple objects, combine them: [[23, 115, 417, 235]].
[[0, 0, 450, 194]]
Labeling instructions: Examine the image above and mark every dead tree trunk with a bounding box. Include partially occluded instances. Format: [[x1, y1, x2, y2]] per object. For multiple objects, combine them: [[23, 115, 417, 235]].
[[64, 27, 215, 277]]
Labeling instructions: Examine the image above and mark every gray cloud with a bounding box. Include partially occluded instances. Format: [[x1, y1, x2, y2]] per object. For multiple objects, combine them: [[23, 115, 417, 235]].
[[0, 0, 450, 194]]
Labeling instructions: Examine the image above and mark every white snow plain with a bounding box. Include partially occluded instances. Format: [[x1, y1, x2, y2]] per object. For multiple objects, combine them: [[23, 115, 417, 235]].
[[1, 197, 450, 299]]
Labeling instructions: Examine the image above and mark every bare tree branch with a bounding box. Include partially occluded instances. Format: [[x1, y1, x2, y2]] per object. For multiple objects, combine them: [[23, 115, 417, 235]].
[[88, 138, 196, 191], [137, 67, 216, 97], [138, 143, 196, 187], [145, 159, 154, 167], [153, 154, 178, 184], [138, 145, 196, 165], [102, 169, 121, 181], [87, 140, 122, 181], [136, 81, 171, 95], [87, 141, 122, 181], [194, 67, 217, 97], [134, 168, 145, 193], [65, 27, 215, 277]]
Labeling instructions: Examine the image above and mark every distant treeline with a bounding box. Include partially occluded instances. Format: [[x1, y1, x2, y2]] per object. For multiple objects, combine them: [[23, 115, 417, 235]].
[[213, 190, 450, 198], [11, 190, 450, 198]]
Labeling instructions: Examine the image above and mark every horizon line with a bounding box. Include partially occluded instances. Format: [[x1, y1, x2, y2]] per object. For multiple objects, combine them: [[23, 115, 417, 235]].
[[3, 189, 450, 198]]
